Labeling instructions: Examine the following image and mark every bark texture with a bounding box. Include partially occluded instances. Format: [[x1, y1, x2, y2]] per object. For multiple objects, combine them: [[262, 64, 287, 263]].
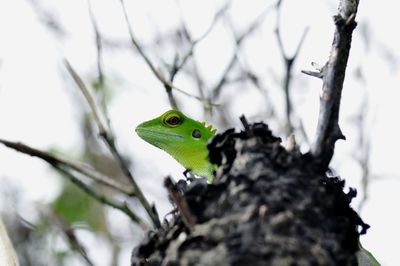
[[131, 122, 368, 266]]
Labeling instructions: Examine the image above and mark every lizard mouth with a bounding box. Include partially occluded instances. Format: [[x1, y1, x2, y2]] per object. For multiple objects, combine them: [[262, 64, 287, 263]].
[[135, 127, 184, 140]]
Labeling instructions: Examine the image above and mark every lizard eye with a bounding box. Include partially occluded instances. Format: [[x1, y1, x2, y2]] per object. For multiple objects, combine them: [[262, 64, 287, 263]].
[[164, 114, 181, 127], [192, 129, 201, 139]]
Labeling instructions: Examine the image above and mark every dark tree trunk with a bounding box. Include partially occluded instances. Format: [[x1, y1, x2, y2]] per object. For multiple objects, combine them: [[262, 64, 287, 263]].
[[131, 122, 368, 266]]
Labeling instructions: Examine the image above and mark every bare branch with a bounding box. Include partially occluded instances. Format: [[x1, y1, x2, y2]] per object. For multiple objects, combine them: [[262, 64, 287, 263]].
[[172, 1, 230, 82], [88, 0, 111, 129], [119, 0, 207, 106], [354, 95, 371, 212], [165, 4, 230, 112], [275, 0, 309, 136], [56, 167, 146, 227], [310, 0, 360, 170], [42, 208, 96, 266], [212, 2, 276, 99], [64, 60, 161, 227], [0, 139, 145, 226], [233, 57, 278, 123], [27, 0, 65, 37], [0, 139, 131, 195], [64, 59, 108, 136]]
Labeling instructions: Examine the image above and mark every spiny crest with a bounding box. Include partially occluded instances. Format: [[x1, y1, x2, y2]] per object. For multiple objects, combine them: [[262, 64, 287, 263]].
[[200, 121, 217, 135]]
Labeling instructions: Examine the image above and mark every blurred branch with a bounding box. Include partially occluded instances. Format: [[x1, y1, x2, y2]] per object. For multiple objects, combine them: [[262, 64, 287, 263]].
[[119, 0, 209, 107], [236, 61, 278, 121], [88, 0, 111, 130], [64, 60, 161, 228], [0, 139, 145, 226], [164, 57, 179, 110], [353, 83, 371, 212], [191, 59, 210, 114], [171, 3, 230, 112], [172, 1, 230, 82], [310, 0, 360, 170], [43, 209, 95, 266], [297, 118, 310, 146], [356, 121, 370, 212], [56, 167, 145, 227], [0, 139, 131, 195], [275, 0, 309, 136], [212, 2, 276, 100], [64, 60, 108, 137], [28, 0, 65, 37]]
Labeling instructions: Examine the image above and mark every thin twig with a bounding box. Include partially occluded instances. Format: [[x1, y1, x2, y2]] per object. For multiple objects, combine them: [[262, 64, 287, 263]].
[[236, 59, 278, 122], [56, 166, 146, 227], [0, 139, 145, 226], [212, 2, 276, 99], [297, 118, 310, 146], [355, 95, 371, 212], [88, 0, 111, 130], [302, 62, 325, 79], [119, 0, 207, 105], [301, 70, 324, 79], [42, 208, 96, 266], [64, 59, 108, 136], [172, 1, 230, 82], [165, 54, 179, 109], [0, 139, 132, 195], [64, 60, 161, 227], [310, 0, 360, 170], [275, 0, 309, 136], [169, 4, 230, 112]]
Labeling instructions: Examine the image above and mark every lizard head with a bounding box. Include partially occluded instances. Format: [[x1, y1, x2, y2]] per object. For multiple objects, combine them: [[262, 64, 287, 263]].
[[135, 109, 216, 151]]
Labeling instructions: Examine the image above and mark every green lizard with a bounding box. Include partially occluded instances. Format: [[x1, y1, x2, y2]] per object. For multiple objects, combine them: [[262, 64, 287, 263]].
[[135, 109, 381, 266], [135, 109, 216, 182]]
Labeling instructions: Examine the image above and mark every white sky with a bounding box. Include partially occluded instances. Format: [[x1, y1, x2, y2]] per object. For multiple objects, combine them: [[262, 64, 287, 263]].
[[1, 0, 399, 265]]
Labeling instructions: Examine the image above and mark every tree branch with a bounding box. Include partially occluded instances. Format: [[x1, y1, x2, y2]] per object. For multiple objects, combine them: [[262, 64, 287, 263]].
[[310, 0, 360, 170], [88, 0, 111, 130], [0, 139, 131, 195], [0, 139, 145, 226], [275, 0, 309, 136], [56, 167, 146, 227], [64, 60, 161, 228], [171, 1, 229, 84], [42, 208, 96, 266], [163, 2, 230, 111], [212, 2, 276, 99], [119, 0, 209, 106]]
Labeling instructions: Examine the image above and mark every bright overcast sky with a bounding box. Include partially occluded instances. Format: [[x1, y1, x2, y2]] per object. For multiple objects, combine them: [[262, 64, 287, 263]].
[[1, 0, 399, 265]]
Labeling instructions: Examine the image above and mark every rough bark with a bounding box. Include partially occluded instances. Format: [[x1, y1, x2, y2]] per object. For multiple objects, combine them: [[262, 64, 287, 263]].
[[131, 122, 368, 266]]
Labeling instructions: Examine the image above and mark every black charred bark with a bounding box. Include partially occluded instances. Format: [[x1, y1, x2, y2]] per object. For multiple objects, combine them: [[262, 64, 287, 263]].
[[131, 122, 368, 266]]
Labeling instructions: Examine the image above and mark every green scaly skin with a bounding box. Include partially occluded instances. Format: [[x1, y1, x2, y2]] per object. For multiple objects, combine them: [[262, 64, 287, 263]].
[[135, 110, 381, 266], [135, 109, 216, 182]]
